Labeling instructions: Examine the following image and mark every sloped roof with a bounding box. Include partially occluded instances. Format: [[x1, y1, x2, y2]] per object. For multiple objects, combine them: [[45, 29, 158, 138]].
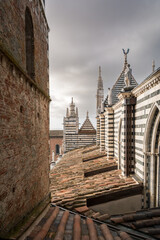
[[50, 146, 141, 211], [79, 114, 96, 134], [110, 207, 160, 239], [104, 64, 138, 107], [24, 205, 148, 240]]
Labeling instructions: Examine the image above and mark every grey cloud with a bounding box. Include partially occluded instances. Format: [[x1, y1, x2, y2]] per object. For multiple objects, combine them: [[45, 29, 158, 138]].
[[46, 0, 160, 130]]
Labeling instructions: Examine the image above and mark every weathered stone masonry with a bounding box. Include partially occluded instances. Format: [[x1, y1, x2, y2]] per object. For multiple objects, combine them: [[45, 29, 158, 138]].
[[0, 0, 50, 237]]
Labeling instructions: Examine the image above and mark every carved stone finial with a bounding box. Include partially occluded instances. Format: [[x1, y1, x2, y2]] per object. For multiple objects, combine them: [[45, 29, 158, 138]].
[[122, 48, 129, 67], [152, 60, 155, 72], [66, 108, 69, 117], [108, 88, 112, 106], [86, 111, 89, 119]]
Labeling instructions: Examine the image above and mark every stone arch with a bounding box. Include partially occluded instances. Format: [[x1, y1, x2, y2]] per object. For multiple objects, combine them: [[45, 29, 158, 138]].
[[150, 111, 160, 207], [118, 118, 122, 169], [25, 7, 35, 79], [143, 102, 160, 207], [143, 102, 160, 153]]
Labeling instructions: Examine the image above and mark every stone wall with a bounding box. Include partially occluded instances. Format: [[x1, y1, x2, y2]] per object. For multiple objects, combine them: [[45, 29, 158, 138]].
[[101, 68, 160, 207], [0, 0, 50, 236], [78, 133, 96, 148]]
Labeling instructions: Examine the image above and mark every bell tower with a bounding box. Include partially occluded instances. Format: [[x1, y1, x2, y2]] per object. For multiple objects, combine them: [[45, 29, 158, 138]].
[[63, 98, 79, 152]]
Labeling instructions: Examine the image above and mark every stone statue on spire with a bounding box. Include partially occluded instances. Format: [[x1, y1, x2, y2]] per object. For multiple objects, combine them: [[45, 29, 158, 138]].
[[122, 49, 132, 87], [124, 64, 132, 87]]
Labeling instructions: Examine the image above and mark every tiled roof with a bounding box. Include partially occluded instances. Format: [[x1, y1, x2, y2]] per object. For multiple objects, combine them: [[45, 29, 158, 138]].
[[24, 205, 154, 240], [83, 155, 117, 177], [82, 149, 106, 162], [50, 130, 63, 137], [22, 144, 156, 239], [50, 145, 141, 210], [109, 207, 160, 239]]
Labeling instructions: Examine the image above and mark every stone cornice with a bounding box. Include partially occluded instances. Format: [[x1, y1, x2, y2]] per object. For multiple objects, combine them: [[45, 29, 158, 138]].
[[118, 91, 133, 101], [104, 107, 114, 115], [132, 70, 160, 97]]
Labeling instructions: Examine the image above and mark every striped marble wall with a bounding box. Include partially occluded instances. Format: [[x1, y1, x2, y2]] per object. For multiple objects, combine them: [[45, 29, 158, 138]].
[[133, 76, 160, 181]]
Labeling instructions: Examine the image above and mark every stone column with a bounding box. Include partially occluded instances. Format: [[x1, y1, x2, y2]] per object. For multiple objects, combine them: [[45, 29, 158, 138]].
[[100, 113, 105, 152], [143, 153, 148, 208], [118, 91, 136, 176], [105, 107, 114, 157], [150, 153, 156, 208], [96, 116, 100, 146]]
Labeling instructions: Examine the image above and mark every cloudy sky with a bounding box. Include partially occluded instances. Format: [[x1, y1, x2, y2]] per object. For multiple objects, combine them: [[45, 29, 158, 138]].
[[46, 0, 160, 130]]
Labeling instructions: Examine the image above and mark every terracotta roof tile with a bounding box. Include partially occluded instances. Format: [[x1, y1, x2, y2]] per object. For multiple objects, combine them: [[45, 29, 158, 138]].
[[100, 224, 114, 240], [109, 208, 160, 239], [23, 205, 158, 239], [50, 146, 140, 212]]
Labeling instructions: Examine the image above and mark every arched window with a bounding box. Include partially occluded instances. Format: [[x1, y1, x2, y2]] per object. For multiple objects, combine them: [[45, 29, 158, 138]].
[[56, 145, 60, 155], [25, 7, 35, 79]]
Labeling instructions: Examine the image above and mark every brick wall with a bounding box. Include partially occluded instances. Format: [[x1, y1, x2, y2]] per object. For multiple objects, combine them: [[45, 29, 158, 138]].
[[0, 0, 50, 236], [50, 137, 63, 162], [0, 0, 49, 93]]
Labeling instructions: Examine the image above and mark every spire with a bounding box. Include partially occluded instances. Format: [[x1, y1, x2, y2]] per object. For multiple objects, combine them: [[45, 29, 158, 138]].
[[97, 66, 104, 115], [99, 66, 101, 78], [69, 97, 76, 116], [66, 107, 69, 117], [98, 66, 103, 90], [152, 60, 155, 72]]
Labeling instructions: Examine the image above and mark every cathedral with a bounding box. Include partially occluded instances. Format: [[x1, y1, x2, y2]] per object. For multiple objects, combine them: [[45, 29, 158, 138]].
[[63, 98, 96, 152], [97, 49, 160, 208]]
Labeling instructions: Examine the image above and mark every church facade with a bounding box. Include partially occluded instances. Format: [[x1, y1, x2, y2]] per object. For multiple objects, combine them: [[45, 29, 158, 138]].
[[97, 50, 160, 208], [63, 99, 96, 152]]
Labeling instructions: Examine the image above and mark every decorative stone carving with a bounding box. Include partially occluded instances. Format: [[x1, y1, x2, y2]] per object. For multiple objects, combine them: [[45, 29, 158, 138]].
[[124, 64, 132, 87], [108, 88, 112, 106]]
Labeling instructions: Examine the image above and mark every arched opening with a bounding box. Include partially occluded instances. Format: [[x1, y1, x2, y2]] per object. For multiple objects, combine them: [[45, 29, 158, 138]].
[[143, 103, 160, 207], [25, 7, 35, 79], [56, 144, 60, 155], [151, 112, 160, 207], [118, 118, 122, 169]]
